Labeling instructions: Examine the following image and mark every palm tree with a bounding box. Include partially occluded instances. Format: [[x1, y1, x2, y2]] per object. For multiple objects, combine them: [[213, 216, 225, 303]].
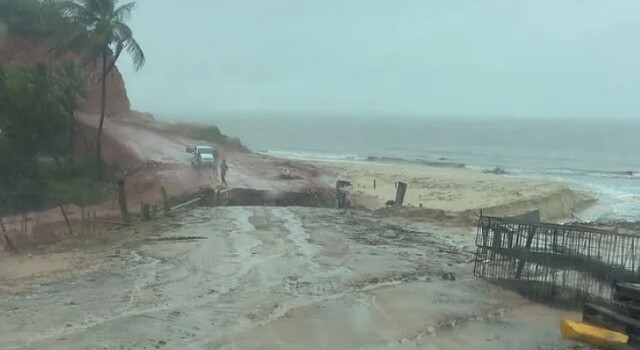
[[53, 62, 85, 153], [61, 0, 145, 175]]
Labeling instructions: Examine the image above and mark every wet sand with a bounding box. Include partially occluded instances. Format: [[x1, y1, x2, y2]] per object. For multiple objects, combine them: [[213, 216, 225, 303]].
[[322, 161, 595, 222], [0, 207, 581, 349]]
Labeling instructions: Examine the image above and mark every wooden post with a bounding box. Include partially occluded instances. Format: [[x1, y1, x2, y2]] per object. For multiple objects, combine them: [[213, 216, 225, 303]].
[[59, 205, 73, 236], [160, 186, 170, 213], [0, 216, 5, 233], [80, 206, 85, 235], [112, 181, 118, 209], [373, 179, 376, 189], [336, 181, 345, 208], [92, 211, 96, 234], [86, 211, 91, 234], [116, 176, 131, 223], [3, 234, 16, 253], [394, 182, 407, 208], [141, 203, 151, 221]]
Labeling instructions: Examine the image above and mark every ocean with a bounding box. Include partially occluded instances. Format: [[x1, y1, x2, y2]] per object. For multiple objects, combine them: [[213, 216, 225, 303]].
[[202, 115, 639, 222]]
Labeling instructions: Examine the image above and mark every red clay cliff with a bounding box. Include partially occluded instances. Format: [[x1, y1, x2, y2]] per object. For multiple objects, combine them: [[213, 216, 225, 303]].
[[0, 34, 130, 114]]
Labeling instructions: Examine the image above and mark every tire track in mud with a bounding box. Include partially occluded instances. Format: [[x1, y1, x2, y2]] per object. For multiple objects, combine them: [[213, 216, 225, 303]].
[[1, 207, 480, 350], [0, 252, 167, 350]]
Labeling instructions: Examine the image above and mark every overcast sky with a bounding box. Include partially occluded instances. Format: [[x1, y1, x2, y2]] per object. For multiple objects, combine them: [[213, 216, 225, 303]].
[[118, 0, 640, 118]]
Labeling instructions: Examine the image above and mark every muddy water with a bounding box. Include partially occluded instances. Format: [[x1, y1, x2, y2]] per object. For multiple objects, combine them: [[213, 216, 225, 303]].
[[0, 207, 579, 350]]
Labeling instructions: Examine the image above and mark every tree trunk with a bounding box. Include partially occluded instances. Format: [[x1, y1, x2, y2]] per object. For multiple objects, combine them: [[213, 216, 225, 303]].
[[69, 108, 75, 153], [96, 49, 108, 176]]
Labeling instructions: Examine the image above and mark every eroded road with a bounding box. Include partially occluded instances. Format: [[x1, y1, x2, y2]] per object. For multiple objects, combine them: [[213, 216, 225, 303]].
[[0, 207, 578, 349]]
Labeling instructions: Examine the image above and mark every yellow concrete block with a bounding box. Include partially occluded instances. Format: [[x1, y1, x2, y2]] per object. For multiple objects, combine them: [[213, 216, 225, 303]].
[[560, 319, 628, 347]]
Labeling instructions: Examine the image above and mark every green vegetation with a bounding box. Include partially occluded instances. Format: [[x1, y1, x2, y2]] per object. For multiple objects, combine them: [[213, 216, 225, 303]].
[[0, 0, 144, 213], [61, 0, 146, 171], [1, 0, 146, 176], [169, 124, 249, 152], [0, 0, 78, 38], [0, 63, 110, 214]]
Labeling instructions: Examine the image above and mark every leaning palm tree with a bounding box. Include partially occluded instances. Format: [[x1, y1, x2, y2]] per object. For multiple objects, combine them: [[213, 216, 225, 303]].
[[61, 0, 145, 174]]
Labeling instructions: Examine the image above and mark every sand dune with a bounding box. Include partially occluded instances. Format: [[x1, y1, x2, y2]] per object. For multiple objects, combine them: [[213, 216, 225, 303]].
[[323, 161, 595, 222]]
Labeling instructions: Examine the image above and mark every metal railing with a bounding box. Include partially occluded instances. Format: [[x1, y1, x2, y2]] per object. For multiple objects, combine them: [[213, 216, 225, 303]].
[[474, 215, 640, 306]]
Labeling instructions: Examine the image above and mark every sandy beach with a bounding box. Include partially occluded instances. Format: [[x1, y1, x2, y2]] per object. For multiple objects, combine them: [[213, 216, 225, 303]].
[[321, 161, 595, 222]]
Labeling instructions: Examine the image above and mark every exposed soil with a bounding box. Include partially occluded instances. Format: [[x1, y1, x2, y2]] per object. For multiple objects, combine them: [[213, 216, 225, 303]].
[[0, 112, 337, 252], [0, 207, 583, 350]]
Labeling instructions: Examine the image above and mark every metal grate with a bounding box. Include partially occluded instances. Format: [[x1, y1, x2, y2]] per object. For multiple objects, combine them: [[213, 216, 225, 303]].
[[474, 216, 640, 307]]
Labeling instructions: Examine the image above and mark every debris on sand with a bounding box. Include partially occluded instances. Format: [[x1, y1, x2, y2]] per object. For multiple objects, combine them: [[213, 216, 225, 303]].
[[483, 166, 509, 175], [441, 272, 456, 281]]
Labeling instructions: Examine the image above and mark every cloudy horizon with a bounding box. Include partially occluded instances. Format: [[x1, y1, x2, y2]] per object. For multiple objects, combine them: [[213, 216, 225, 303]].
[[118, 0, 640, 119]]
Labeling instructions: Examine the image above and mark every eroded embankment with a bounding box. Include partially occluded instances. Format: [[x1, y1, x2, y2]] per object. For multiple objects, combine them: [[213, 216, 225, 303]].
[[375, 185, 596, 225]]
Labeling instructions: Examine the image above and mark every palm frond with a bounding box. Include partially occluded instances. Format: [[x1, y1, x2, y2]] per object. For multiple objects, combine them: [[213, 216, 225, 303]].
[[112, 21, 132, 40], [124, 36, 145, 71], [112, 2, 135, 22], [59, 1, 98, 25], [77, 0, 108, 18], [58, 0, 144, 71]]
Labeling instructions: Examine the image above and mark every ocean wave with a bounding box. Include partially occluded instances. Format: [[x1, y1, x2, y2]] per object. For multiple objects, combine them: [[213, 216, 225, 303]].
[[476, 166, 639, 180], [261, 149, 638, 180], [539, 168, 639, 179], [364, 156, 466, 168], [258, 150, 468, 168], [258, 150, 367, 162]]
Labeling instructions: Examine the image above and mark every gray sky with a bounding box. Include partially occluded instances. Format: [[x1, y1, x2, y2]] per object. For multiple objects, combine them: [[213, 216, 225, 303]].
[[118, 0, 640, 118]]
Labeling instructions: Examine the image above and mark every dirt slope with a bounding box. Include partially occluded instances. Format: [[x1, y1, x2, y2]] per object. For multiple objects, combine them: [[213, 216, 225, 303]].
[[76, 112, 337, 208]]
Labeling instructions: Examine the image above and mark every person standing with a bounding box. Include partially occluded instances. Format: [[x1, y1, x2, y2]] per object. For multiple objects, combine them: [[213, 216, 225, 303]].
[[212, 149, 218, 182], [220, 159, 229, 187]]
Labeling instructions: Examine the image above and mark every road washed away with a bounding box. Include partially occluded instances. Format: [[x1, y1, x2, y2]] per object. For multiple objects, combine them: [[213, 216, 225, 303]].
[[0, 207, 579, 350]]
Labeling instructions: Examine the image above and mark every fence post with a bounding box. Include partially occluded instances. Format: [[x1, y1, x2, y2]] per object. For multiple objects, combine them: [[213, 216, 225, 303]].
[[336, 181, 349, 209], [59, 205, 73, 236], [394, 182, 407, 208], [0, 216, 5, 233], [160, 186, 170, 213], [116, 176, 131, 223], [141, 203, 151, 221], [80, 206, 85, 235], [86, 210, 91, 234], [2, 234, 15, 253]]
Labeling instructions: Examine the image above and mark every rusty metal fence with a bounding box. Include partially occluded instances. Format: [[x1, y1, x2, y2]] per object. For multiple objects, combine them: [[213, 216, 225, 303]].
[[474, 216, 640, 306]]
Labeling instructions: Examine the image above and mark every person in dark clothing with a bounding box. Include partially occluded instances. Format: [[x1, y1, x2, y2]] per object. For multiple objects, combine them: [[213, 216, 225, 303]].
[[220, 159, 229, 187]]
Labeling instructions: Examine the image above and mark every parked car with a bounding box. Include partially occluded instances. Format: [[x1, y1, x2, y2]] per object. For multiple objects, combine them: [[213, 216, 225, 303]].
[[186, 145, 217, 169]]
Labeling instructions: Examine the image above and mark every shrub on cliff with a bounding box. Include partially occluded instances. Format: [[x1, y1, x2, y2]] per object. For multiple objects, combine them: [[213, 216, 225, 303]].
[[169, 123, 250, 152], [0, 0, 78, 39], [0, 63, 108, 213]]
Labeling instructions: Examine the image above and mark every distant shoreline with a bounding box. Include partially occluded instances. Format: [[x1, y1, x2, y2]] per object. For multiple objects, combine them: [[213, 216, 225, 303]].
[[259, 150, 638, 180]]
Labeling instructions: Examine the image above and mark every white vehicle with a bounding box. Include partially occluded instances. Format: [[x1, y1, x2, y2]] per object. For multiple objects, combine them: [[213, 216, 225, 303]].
[[186, 145, 217, 169]]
